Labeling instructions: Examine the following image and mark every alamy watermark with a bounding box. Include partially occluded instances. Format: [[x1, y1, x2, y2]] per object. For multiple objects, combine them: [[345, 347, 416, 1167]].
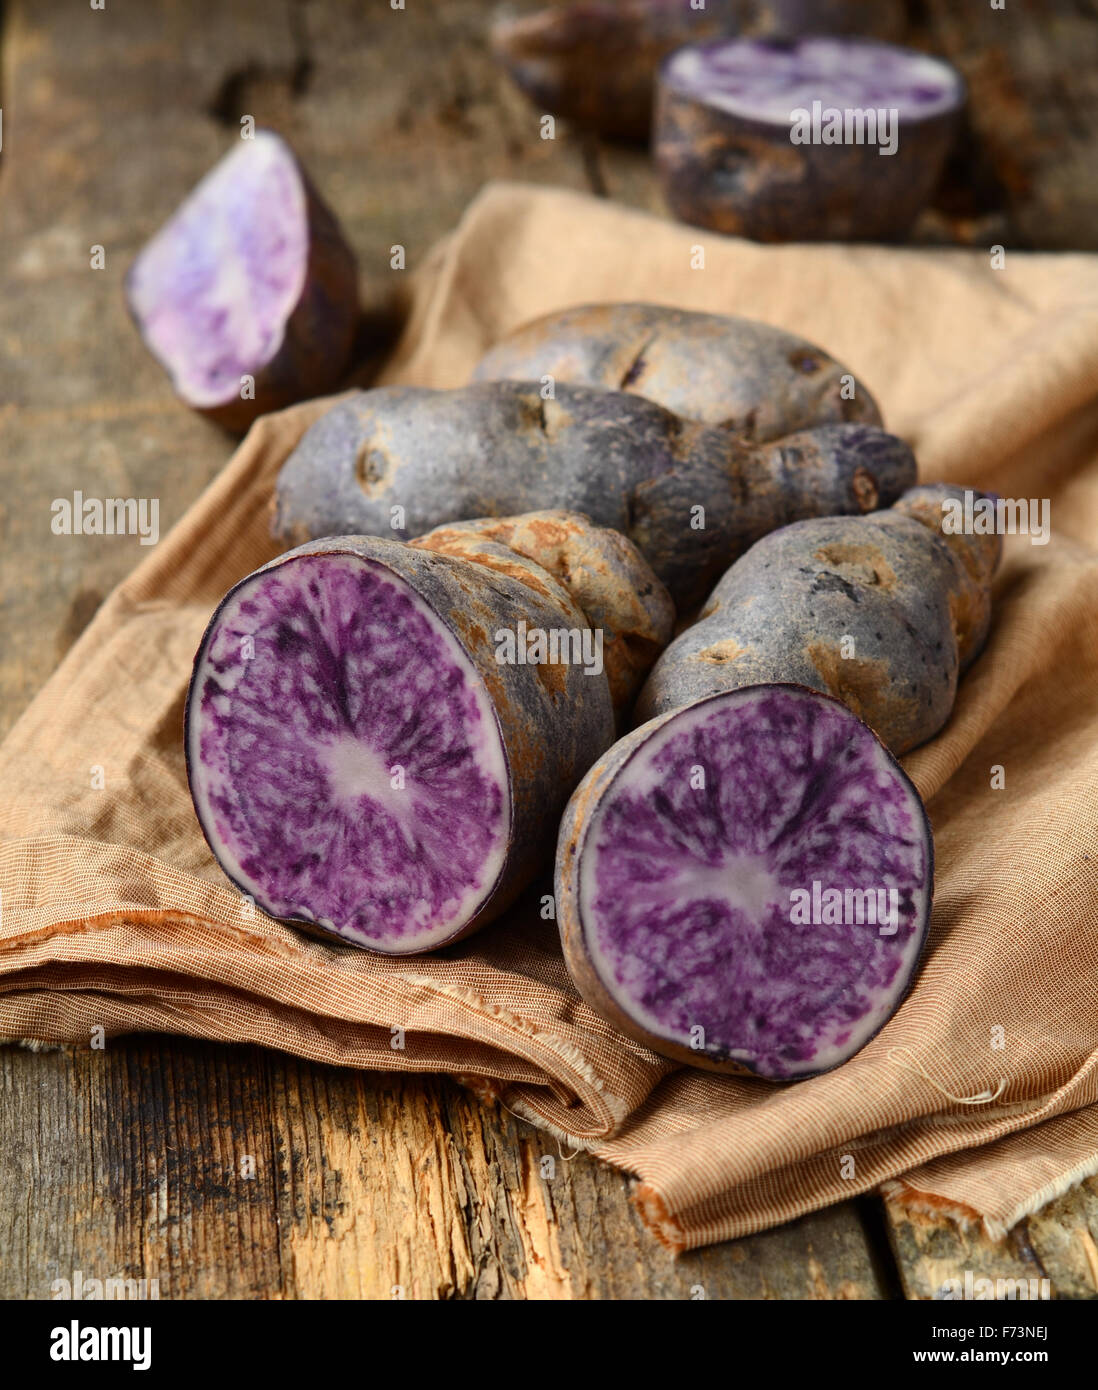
[[790, 101, 898, 157], [51, 491, 160, 546], [495, 620, 604, 678], [49, 1320, 152, 1371], [941, 490, 1050, 545], [934, 1270, 1051, 1302], [789, 880, 898, 936], [51, 1268, 159, 1300]]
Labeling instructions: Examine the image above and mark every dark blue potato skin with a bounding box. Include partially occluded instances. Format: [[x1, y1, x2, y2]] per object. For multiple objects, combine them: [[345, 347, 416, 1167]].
[[491, 0, 907, 143], [271, 381, 916, 610], [636, 485, 1001, 752], [185, 534, 615, 950], [471, 302, 883, 437], [655, 49, 963, 242], [555, 684, 933, 1078]]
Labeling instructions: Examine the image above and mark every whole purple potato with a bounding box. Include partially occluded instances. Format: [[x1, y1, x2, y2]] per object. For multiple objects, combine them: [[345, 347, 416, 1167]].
[[656, 38, 965, 241], [491, 0, 908, 142], [186, 519, 629, 954], [126, 131, 359, 432], [471, 302, 883, 436], [556, 684, 933, 1078], [636, 485, 1001, 752], [412, 509, 674, 715], [271, 381, 916, 609]]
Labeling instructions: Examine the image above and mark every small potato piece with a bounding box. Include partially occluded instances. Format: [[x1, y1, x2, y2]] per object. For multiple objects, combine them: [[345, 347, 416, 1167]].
[[126, 131, 359, 431]]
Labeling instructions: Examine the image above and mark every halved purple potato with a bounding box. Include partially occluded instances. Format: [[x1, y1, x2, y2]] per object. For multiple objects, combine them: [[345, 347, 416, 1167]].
[[126, 130, 359, 432], [557, 685, 933, 1078], [186, 534, 614, 953], [655, 38, 965, 241], [491, 1, 907, 143]]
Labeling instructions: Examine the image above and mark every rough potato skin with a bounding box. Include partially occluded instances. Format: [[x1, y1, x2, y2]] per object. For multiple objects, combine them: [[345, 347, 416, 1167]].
[[186, 533, 615, 950], [655, 45, 963, 242], [892, 484, 1001, 669], [471, 302, 882, 435], [271, 381, 915, 609], [491, 0, 907, 142], [635, 485, 1001, 752], [412, 510, 674, 716]]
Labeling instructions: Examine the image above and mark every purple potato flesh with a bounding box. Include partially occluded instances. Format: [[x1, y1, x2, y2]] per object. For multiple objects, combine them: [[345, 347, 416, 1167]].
[[186, 534, 615, 954], [666, 38, 962, 124], [189, 552, 509, 950], [656, 38, 965, 241], [557, 685, 933, 1078], [126, 130, 359, 431]]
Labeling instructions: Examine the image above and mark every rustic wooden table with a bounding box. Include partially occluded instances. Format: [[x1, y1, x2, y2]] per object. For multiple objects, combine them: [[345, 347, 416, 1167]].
[[2, 0, 1097, 1299]]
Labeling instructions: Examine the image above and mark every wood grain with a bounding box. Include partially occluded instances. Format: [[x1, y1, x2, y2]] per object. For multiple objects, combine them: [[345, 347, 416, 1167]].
[[916, 0, 1098, 250], [0, 1040, 891, 1299], [1, 0, 1096, 1299], [885, 1180, 1098, 1302]]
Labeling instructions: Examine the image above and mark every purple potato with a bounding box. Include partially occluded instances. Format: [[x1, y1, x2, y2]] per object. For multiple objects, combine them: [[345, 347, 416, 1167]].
[[656, 37, 965, 241], [271, 380, 916, 609], [557, 684, 933, 1078], [411, 509, 674, 716], [636, 485, 1001, 752], [186, 530, 615, 954], [471, 302, 883, 435], [491, 0, 907, 142], [126, 130, 359, 432]]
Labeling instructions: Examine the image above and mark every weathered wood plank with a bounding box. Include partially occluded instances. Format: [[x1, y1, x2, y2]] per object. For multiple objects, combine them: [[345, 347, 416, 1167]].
[[916, 0, 1098, 250], [0, 1040, 893, 1299], [0, 1039, 286, 1300], [1026, 1174, 1098, 1299], [885, 1175, 1098, 1301], [885, 1199, 1053, 1301]]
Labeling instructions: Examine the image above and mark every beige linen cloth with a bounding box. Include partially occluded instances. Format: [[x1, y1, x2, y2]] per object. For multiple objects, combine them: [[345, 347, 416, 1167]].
[[3, 184, 1098, 1253]]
